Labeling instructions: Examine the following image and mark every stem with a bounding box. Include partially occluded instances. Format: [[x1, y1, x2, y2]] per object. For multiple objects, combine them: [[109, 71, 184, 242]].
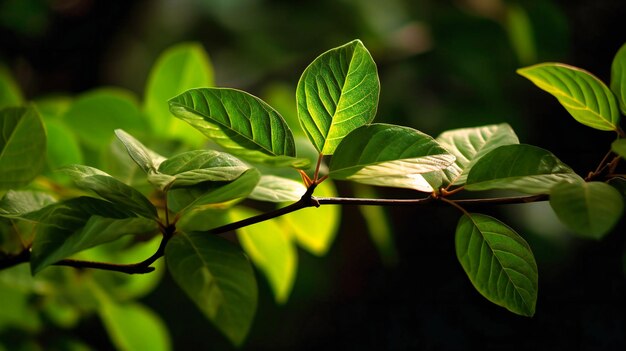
[[440, 197, 470, 216], [313, 153, 323, 183]]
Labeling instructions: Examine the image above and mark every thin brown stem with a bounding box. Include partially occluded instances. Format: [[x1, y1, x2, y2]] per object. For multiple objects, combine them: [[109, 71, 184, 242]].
[[313, 153, 324, 183], [440, 197, 471, 216]]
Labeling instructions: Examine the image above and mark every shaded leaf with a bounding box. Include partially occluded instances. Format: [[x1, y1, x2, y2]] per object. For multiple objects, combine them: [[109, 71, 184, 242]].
[[436, 123, 519, 185], [231, 207, 297, 304], [329, 124, 454, 191], [114, 129, 165, 175], [169, 88, 308, 168], [455, 213, 538, 317], [100, 301, 171, 351], [61, 165, 157, 219], [550, 181, 624, 239], [281, 180, 339, 255], [518, 63, 619, 131], [248, 175, 306, 202], [297, 40, 379, 155], [165, 232, 257, 346], [612, 138, 626, 159], [353, 184, 397, 266], [144, 42, 214, 144], [0, 65, 22, 108], [153, 150, 250, 190], [0, 190, 55, 218], [0, 106, 46, 189], [466, 144, 582, 194], [611, 42, 626, 115]]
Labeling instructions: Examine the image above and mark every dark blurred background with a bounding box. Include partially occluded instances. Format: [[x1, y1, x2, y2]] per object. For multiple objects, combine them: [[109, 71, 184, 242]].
[[1, 0, 625, 349]]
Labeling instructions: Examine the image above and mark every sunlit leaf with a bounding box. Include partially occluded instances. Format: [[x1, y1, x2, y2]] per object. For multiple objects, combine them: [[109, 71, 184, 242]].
[[63, 88, 147, 149], [45, 119, 83, 169], [329, 124, 454, 191], [61, 164, 158, 219], [0, 190, 55, 218], [144, 42, 214, 144], [0, 65, 23, 108], [165, 232, 257, 346], [297, 39, 379, 155], [231, 207, 297, 304], [169, 88, 308, 168], [466, 144, 582, 194], [611, 42, 626, 115], [0, 106, 46, 189], [612, 138, 626, 159], [517, 63, 620, 131], [436, 123, 519, 185], [550, 181, 624, 239], [114, 129, 166, 175], [153, 150, 250, 190], [281, 180, 339, 255], [168, 169, 260, 214], [248, 175, 306, 202], [455, 213, 538, 317], [99, 301, 171, 351]]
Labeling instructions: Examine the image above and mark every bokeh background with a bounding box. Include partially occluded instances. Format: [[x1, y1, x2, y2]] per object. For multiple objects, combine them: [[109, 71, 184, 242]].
[[1, 0, 625, 349]]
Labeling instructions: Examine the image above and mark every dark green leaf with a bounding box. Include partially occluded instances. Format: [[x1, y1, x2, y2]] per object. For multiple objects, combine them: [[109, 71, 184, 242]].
[[248, 175, 306, 202], [296, 40, 379, 155], [144, 42, 214, 144], [517, 63, 620, 131], [0, 190, 55, 218], [231, 207, 297, 304], [611, 42, 626, 115], [550, 181, 624, 239], [0, 65, 23, 108], [153, 150, 250, 190], [169, 88, 308, 168], [168, 169, 260, 214], [455, 213, 538, 317], [61, 165, 158, 219], [466, 144, 582, 194], [436, 123, 519, 185], [114, 129, 165, 175], [165, 232, 257, 346], [0, 106, 46, 189], [329, 124, 454, 191]]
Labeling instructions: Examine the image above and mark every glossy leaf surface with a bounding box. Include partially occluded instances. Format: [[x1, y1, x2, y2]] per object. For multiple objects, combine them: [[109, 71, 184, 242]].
[[466, 144, 582, 194], [0, 107, 46, 189], [297, 40, 379, 155], [611, 42, 626, 115], [456, 213, 538, 317], [232, 207, 297, 304], [61, 165, 158, 219], [169, 88, 307, 168], [518, 63, 619, 131], [550, 181, 624, 239], [436, 123, 519, 185], [166, 232, 257, 346], [329, 124, 454, 191], [248, 175, 306, 202]]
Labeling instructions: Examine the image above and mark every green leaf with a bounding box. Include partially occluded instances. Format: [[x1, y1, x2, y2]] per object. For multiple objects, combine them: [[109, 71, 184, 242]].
[[114, 129, 166, 175], [611, 42, 626, 115], [466, 144, 582, 194], [248, 175, 307, 202], [0, 106, 46, 189], [153, 150, 250, 190], [168, 169, 261, 214], [45, 119, 83, 169], [165, 232, 257, 346], [455, 213, 538, 317], [612, 138, 626, 159], [63, 88, 147, 149], [144, 42, 214, 144], [436, 123, 519, 186], [296, 39, 379, 155], [28, 197, 155, 273], [61, 165, 158, 219], [100, 301, 171, 351], [169, 88, 308, 168], [0, 190, 55, 218], [0, 65, 23, 108], [231, 207, 297, 304], [281, 180, 340, 255], [517, 63, 620, 131], [549, 181, 624, 239], [329, 124, 455, 191]]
